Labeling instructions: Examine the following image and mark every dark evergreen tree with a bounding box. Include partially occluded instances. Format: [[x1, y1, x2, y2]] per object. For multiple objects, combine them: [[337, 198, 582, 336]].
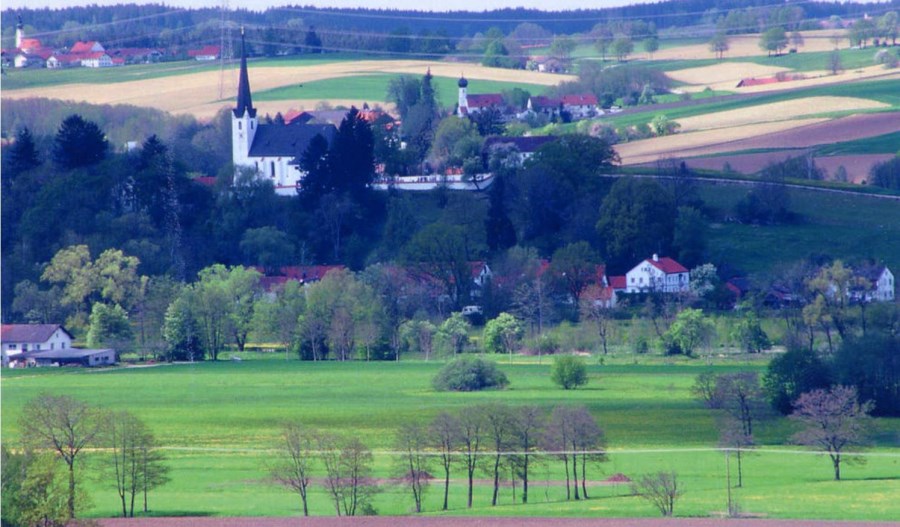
[[330, 108, 375, 197], [53, 114, 108, 169], [297, 133, 333, 201], [485, 174, 516, 253], [5, 127, 41, 178], [304, 26, 322, 53]]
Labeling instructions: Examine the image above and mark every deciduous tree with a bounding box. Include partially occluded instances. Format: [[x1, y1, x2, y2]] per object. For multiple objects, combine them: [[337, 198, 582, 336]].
[[790, 386, 873, 481], [21, 394, 102, 519], [551, 355, 589, 390], [272, 422, 316, 516]]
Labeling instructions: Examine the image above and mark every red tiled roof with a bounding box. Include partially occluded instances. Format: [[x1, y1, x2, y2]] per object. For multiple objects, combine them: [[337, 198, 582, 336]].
[[610, 275, 627, 290], [736, 77, 778, 87], [529, 95, 560, 109], [1, 324, 71, 343], [647, 256, 688, 274], [80, 51, 109, 60], [562, 94, 598, 106], [466, 94, 504, 108], [193, 176, 217, 187], [188, 45, 220, 57], [18, 38, 43, 51], [70, 41, 101, 54]]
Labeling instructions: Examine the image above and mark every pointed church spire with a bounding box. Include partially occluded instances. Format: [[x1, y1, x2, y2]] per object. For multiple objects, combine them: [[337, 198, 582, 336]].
[[234, 27, 256, 118]]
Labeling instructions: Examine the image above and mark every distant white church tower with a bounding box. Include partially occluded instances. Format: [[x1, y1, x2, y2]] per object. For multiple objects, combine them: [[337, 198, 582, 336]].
[[15, 15, 24, 49], [231, 28, 258, 171], [457, 75, 469, 117]]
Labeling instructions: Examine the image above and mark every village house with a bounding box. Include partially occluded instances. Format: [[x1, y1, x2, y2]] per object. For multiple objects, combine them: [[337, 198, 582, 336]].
[[1, 324, 74, 367], [852, 264, 895, 302], [188, 45, 221, 61], [625, 254, 690, 294]]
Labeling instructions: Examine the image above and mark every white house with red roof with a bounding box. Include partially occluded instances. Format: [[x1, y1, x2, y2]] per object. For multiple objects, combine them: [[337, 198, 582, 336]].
[[79, 51, 113, 68], [70, 41, 105, 54], [625, 254, 690, 294], [561, 94, 600, 118], [2, 324, 73, 367]]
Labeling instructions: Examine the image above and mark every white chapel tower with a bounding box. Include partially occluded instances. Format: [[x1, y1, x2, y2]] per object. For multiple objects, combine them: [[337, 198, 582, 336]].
[[457, 75, 469, 117]]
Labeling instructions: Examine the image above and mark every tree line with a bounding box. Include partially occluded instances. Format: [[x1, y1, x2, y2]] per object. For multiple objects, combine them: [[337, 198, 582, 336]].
[[271, 402, 608, 515]]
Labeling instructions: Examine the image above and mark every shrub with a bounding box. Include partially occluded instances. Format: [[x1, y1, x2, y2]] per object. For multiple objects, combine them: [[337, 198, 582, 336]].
[[551, 355, 589, 390], [432, 356, 509, 392]]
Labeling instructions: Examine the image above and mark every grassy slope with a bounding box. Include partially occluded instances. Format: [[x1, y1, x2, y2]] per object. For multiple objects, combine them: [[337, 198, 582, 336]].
[[700, 183, 900, 275], [254, 74, 550, 108], [1, 357, 898, 519], [815, 130, 900, 155]]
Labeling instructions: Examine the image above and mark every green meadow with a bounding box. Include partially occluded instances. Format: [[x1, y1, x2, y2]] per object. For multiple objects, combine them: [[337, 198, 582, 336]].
[[253, 74, 550, 108], [699, 183, 900, 275], [2, 357, 898, 519]]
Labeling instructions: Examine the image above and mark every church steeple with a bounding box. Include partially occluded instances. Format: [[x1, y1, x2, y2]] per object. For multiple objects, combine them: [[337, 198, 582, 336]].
[[234, 27, 256, 118]]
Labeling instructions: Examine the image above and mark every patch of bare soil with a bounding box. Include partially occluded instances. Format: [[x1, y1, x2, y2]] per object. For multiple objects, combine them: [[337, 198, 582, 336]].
[[666, 62, 790, 88], [91, 517, 899, 527]]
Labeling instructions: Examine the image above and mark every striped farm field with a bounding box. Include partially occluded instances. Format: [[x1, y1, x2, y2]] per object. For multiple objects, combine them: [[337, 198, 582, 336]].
[[0, 59, 573, 120]]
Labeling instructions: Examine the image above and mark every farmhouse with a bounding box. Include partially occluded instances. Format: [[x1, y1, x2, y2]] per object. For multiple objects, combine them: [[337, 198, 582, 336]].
[[1, 324, 74, 367], [625, 254, 690, 294], [231, 32, 338, 196], [188, 45, 221, 61], [852, 264, 895, 302]]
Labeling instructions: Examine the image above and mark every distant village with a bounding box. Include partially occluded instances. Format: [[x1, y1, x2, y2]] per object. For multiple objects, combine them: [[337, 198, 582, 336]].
[[1, 15, 220, 69]]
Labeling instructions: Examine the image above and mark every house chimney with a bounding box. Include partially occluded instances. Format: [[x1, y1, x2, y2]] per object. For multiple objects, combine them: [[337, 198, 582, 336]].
[[653, 253, 659, 262]]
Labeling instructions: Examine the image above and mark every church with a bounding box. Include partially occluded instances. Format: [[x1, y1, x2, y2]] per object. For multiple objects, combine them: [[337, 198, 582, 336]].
[[231, 32, 336, 196]]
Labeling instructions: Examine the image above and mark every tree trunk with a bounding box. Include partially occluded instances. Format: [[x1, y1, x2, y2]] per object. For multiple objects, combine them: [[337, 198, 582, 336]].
[[581, 452, 589, 499], [68, 462, 76, 519], [492, 453, 501, 505], [442, 459, 450, 511], [737, 450, 743, 488], [563, 455, 571, 500], [572, 450, 580, 500], [522, 455, 529, 504], [467, 465, 474, 508], [832, 454, 841, 481]]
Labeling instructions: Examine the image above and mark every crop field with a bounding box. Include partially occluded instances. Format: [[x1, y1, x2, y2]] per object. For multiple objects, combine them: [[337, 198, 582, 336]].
[[2, 357, 898, 520], [0, 59, 573, 120]]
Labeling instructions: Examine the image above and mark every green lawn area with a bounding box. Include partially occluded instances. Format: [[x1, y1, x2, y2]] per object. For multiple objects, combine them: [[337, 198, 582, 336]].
[[700, 183, 900, 275], [815, 130, 900, 155], [742, 47, 880, 73], [0, 54, 379, 91], [2, 357, 898, 519], [254, 74, 550, 109], [1, 60, 222, 90]]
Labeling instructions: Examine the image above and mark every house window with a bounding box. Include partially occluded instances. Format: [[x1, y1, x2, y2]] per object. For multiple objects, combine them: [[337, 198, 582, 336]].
[[8, 344, 16, 350], [51, 343, 55, 350], [35, 344, 41, 350], [270, 162, 275, 176], [251, 122, 255, 130], [238, 121, 242, 130]]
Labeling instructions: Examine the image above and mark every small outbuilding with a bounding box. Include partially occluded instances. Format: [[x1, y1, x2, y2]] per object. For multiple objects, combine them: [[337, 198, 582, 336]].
[[22, 348, 117, 368]]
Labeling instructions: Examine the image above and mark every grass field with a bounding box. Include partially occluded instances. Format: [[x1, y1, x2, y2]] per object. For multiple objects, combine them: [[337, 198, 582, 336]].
[[2, 356, 898, 520], [815, 130, 900, 155], [254, 74, 550, 109], [699, 183, 900, 275]]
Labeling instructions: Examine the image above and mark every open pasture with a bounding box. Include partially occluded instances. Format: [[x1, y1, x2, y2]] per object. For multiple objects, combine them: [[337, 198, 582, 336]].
[[650, 30, 848, 61], [1, 358, 898, 520], [700, 182, 900, 274]]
